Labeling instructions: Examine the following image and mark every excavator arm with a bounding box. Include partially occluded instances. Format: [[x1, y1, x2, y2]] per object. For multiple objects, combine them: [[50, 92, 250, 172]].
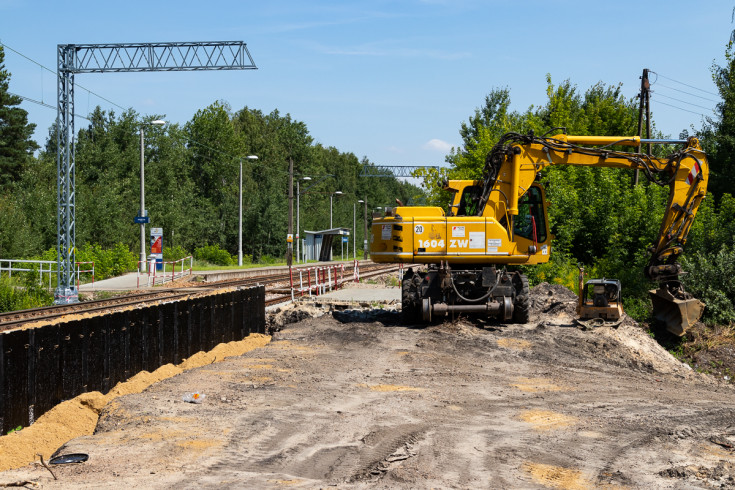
[[370, 130, 708, 334], [480, 132, 708, 333]]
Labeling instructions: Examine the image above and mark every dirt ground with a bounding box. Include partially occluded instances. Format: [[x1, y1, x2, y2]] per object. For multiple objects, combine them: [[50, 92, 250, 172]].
[[2, 282, 735, 489]]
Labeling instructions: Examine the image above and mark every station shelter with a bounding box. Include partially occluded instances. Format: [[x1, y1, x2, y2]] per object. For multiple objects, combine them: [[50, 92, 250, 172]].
[[302, 228, 350, 262]]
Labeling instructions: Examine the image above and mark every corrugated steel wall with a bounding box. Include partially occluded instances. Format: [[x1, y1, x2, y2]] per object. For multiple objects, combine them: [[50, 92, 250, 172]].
[[0, 286, 265, 433]]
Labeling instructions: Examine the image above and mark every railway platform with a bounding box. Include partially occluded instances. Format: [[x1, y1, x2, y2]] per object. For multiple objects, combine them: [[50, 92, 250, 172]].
[[79, 260, 374, 293]]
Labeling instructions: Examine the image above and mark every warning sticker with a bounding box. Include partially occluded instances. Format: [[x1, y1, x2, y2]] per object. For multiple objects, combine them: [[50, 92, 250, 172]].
[[452, 226, 465, 238], [469, 231, 485, 249], [487, 238, 502, 248], [382, 224, 392, 240], [541, 244, 548, 255]]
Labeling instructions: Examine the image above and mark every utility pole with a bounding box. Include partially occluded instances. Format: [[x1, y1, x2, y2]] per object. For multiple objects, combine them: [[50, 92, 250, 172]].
[[634, 68, 651, 187], [287, 157, 294, 266]]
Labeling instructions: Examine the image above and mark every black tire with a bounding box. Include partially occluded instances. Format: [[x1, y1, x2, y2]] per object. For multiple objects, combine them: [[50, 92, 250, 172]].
[[401, 274, 420, 324], [512, 273, 530, 324]]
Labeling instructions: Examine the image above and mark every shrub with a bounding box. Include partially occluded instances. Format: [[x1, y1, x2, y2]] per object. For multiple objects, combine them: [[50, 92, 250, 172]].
[[36, 243, 137, 282], [256, 254, 281, 266], [194, 244, 235, 266], [682, 245, 735, 326], [521, 250, 580, 294], [0, 276, 53, 313], [163, 245, 191, 262]]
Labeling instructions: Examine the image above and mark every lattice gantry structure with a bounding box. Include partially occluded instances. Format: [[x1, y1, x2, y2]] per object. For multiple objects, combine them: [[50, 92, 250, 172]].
[[360, 165, 442, 178], [56, 42, 257, 304]]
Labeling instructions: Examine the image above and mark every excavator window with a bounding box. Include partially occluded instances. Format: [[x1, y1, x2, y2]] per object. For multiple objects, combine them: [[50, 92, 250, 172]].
[[456, 185, 482, 216], [513, 186, 547, 242]]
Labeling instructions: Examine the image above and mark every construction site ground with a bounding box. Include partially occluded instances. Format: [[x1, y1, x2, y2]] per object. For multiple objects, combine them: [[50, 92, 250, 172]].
[[2, 280, 735, 489]]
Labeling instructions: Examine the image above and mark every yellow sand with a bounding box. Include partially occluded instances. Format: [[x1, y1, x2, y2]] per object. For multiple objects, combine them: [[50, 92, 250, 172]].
[[0, 333, 270, 472], [175, 439, 220, 450], [268, 479, 304, 486], [497, 338, 533, 351], [510, 377, 571, 393], [522, 462, 592, 489], [518, 410, 577, 431], [360, 384, 422, 392]]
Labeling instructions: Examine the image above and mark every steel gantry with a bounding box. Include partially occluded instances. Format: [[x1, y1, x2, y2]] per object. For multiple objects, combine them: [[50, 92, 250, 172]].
[[359, 165, 442, 178], [55, 41, 256, 303]]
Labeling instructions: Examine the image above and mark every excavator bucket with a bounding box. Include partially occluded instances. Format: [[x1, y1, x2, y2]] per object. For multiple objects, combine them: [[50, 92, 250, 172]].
[[649, 288, 705, 336]]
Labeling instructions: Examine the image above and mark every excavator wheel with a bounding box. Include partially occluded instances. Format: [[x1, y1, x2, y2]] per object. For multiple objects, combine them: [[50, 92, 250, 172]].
[[401, 270, 421, 324], [512, 273, 531, 324]]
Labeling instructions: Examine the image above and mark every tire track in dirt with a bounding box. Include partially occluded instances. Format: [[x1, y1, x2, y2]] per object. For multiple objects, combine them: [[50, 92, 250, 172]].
[[3, 284, 735, 488]]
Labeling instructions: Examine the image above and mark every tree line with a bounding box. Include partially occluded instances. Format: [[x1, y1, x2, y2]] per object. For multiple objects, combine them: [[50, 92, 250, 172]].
[[0, 45, 421, 268]]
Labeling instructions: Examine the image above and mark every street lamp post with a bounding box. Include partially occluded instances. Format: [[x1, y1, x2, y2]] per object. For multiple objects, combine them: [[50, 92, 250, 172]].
[[362, 197, 368, 260], [238, 155, 258, 266], [296, 176, 312, 263], [139, 119, 166, 272], [356, 199, 365, 260], [330, 191, 343, 229]]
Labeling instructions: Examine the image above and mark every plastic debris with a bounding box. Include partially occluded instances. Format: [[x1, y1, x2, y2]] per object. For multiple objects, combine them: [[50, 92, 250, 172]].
[[49, 453, 89, 465], [182, 392, 206, 404]]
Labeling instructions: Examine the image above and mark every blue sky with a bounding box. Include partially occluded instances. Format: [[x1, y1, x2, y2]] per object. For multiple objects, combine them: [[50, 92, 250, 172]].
[[1, 0, 733, 166]]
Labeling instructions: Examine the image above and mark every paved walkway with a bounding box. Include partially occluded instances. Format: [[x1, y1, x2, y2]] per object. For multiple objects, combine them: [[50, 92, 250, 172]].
[[78, 260, 369, 293], [317, 286, 400, 303]]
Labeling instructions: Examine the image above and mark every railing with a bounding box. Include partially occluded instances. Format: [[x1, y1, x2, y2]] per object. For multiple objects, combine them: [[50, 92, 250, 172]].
[[0, 259, 95, 289], [290, 263, 347, 299], [353, 259, 360, 283], [138, 256, 193, 287], [75, 261, 95, 290]]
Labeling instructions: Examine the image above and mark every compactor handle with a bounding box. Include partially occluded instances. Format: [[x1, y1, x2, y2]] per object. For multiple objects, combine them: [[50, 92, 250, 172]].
[[576, 266, 585, 314]]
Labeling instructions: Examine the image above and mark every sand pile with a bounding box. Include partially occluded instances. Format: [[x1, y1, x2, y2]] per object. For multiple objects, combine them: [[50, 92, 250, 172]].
[[0, 333, 270, 472]]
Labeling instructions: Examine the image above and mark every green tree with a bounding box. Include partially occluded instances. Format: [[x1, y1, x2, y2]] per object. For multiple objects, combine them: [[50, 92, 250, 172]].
[[700, 43, 735, 201], [0, 46, 38, 188]]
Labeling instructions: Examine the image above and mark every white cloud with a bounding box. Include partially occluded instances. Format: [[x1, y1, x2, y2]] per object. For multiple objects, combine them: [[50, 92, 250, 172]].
[[423, 138, 453, 152]]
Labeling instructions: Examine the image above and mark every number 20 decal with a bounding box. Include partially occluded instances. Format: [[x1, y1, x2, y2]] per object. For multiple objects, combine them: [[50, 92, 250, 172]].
[[418, 239, 445, 249]]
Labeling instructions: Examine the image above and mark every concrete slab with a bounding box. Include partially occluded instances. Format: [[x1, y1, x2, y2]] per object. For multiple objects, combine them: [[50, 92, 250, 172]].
[[78, 272, 142, 292], [316, 286, 400, 303]]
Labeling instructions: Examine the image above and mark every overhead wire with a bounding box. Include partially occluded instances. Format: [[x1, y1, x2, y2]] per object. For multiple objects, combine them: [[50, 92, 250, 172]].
[[655, 83, 719, 103], [1, 42, 128, 112], [651, 71, 719, 97], [2, 42, 285, 173], [651, 92, 716, 112], [654, 100, 711, 118], [8, 91, 91, 121], [648, 70, 720, 119]]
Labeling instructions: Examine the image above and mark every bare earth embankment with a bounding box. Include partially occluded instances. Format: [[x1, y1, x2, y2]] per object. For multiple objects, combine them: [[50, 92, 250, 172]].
[[2, 282, 734, 488]]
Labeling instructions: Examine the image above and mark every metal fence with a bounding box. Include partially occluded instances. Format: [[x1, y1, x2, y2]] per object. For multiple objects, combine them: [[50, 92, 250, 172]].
[[0, 259, 95, 289], [0, 285, 265, 433]]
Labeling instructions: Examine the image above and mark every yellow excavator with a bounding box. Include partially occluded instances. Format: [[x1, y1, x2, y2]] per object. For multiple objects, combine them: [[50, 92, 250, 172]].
[[370, 131, 708, 335]]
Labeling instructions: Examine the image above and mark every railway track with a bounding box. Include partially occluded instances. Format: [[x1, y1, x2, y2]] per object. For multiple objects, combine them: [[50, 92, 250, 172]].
[[0, 263, 398, 330]]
